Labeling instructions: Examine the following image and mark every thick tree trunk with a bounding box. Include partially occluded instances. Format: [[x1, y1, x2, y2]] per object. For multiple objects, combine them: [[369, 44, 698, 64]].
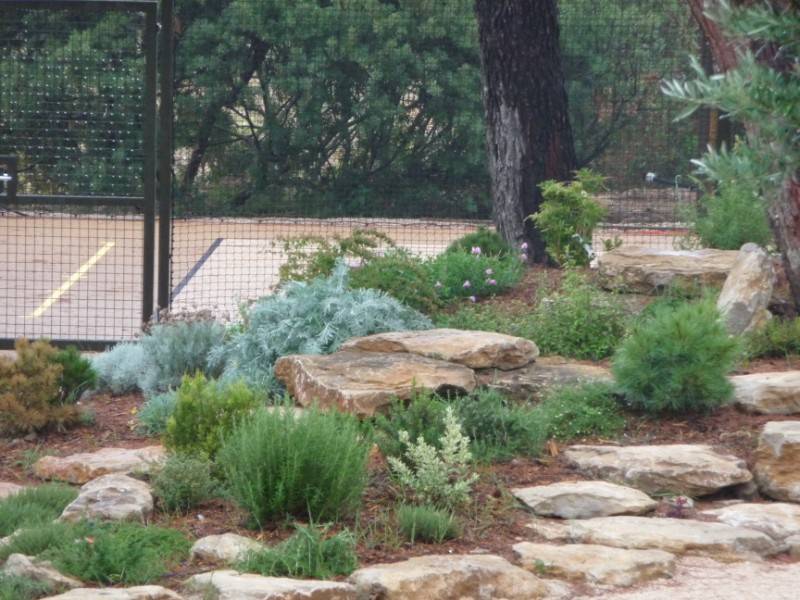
[[474, 0, 577, 263]]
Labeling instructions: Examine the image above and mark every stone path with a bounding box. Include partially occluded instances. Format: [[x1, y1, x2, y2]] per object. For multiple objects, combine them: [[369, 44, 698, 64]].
[[33, 446, 165, 484]]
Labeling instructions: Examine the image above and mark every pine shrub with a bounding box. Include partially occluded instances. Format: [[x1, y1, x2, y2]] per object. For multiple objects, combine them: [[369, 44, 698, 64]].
[[51, 346, 96, 403], [151, 453, 217, 513], [533, 382, 625, 441], [165, 373, 260, 459], [0, 340, 83, 434], [237, 523, 357, 579], [396, 504, 460, 544], [217, 407, 369, 526], [217, 262, 432, 390], [613, 299, 740, 414]]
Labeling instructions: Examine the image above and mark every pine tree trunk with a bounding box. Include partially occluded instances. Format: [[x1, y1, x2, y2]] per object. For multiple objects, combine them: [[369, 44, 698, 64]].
[[474, 0, 577, 263]]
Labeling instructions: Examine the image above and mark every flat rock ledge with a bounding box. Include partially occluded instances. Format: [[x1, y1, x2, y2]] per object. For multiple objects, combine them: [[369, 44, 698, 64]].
[[59, 474, 153, 523], [527, 516, 781, 561], [274, 350, 476, 416], [34, 446, 165, 484], [513, 542, 675, 587], [732, 372, 800, 415], [596, 247, 738, 294], [564, 444, 753, 497], [512, 481, 657, 519], [753, 421, 800, 502], [185, 570, 356, 600], [2, 553, 82, 591], [42, 587, 183, 600], [347, 554, 570, 600], [702, 502, 800, 541], [190, 533, 264, 564], [341, 328, 539, 370], [476, 357, 613, 402]]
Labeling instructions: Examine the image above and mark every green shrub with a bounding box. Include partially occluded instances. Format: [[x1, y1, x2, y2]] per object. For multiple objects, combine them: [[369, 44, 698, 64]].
[[744, 317, 800, 359], [388, 406, 477, 510], [136, 391, 177, 436], [217, 407, 369, 526], [349, 250, 441, 314], [237, 523, 357, 579], [0, 484, 77, 537], [434, 302, 537, 340], [396, 504, 460, 544], [152, 453, 216, 514], [533, 382, 625, 441], [613, 299, 740, 414], [51, 346, 96, 403], [217, 262, 432, 390], [456, 389, 542, 462], [530, 271, 627, 360], [0, 340, 83, 435], [684, 179, 772, 250], [531, 169, 606, 266], [165, 374, 260, 459], [427, 251, 523, 302], [92, 343, 147, 395], [0, 574, 53, 600], [45, 522, 190, 585], [446, 227, 511, 257], [138, 320, 227, 393], [0, 521, 84, 562], [371, 392, 448, 461], [279, 229, 394, 283]]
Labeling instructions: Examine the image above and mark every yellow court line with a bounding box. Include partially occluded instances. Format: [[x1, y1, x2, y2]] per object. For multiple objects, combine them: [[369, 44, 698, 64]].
[[29, 241, 116, 319]]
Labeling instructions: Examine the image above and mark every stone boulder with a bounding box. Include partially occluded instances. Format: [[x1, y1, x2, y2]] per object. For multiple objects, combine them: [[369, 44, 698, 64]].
[[59, 474, 153, 523], [42, 587, 183, 600], [731, 372, 800, 415], [596, 247, 738, 294], [341, 329, 539, 370], [185, 570, 356, 600], [702, 502, 800, 541], [513, 542, 675, 587], [716, 244, 775, 334], [564, 444, 753, 497], [526, 516, 781, 560], [2, 553, 82, 591], [512, 481, 657, 519], [0, 482, 23, 500], [475, 357, 613, 402], [347, 554, 569, 600], [190, 533, 264, 564], [753, 421, 800, 502], [34, 446, 165, 484], [274, 350, 476, 416]]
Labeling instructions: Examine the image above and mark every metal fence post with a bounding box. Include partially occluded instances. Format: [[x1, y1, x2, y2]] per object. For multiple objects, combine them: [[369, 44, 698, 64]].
[[157, 0, 175, 313], [142, 5, 158, 325]]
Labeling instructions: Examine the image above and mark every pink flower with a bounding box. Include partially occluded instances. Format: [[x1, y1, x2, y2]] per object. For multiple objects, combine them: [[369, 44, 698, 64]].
[[462, 280, 471, 288], [471, 246, 482, 255], [487, 279, 497, 286], [520, 242, 529, 251], [468, 295, 477, 303], [520, 253, 528, 261], [484, 268, 493, 276]]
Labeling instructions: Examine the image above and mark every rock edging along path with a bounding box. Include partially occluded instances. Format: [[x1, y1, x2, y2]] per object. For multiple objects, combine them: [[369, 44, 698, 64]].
[[731, 372, 800, 415], [753, 421, 800, 502], [512, 480, 657, 519], [33, 446, 165, 485]]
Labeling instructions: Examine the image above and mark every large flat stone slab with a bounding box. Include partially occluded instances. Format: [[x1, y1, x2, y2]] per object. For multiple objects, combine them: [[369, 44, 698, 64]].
[[702, 502, 800, 541], [754, 421, 800, 502], [340, 329, 538, 370], [34, 446, 165, 485], [512, 481, 657, 519], [190, 533, 264, 564], [564, 444, 752, 497], [348, 554, 568, 600], [185, 570, 356, 600], [42, 587, 183, 600], [475, 357, 613, 402], [716, 244, 775, 334], [526, 516, 780, 560], [596, 247, 738, 294], [59, 474, 153, 523], [732, 372, 800, 415], [274, 350, 476, 415], [513, 542, 675, 587]]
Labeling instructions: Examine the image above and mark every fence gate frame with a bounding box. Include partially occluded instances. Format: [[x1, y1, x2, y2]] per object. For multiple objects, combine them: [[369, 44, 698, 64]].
[[0, 0, 164, 349]]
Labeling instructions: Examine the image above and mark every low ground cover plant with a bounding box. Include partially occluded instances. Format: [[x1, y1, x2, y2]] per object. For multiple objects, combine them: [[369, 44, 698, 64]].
[[237, 523, 357, 579], [0, 521, 81, 562], [533, 382, 626, 441], [136, 390, 177, 435], [151, 453, 217, 513], [427, 250, 523, 303], [434, 301, 538, 340], [218, 407, 369, 526], [0, 484, 77, 537], [613, 299, 739, 414], [165, 373, 260, 459], [349, 249, 441, 313], [372, 392, 449, 460], [217, 262, 432, 391], [0, 574, 53, 600], [744, 317, 800, 359], [446, 227, 511, 257], [396, 504, 460, 544]]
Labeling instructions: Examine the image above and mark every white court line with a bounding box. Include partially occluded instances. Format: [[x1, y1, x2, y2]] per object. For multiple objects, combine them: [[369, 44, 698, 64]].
[[29, 241, 116, 318]]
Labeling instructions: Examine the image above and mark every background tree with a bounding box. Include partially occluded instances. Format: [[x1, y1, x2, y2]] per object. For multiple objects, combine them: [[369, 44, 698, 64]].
[[473, 0, 577, 261]]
